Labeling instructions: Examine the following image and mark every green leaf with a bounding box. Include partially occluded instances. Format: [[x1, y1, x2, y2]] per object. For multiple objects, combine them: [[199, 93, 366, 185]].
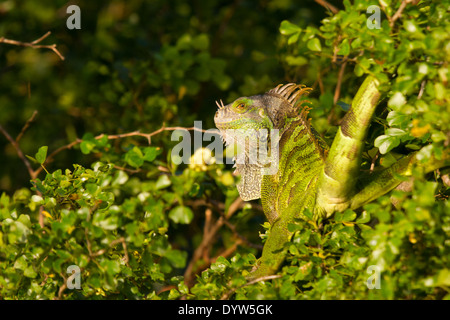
[[101, 259, 121, 275], [24, 265, 37, 278], [285, 55, 308, 66], [169, 206, 193, 224], [374, 135, 400, 154], [125, 146, 144, 168], [97, 215, 119, 230], [188, 183, 201, 197], [385, 128, 406, 137], [338, 38, 350, 56], [288, 33, 300, 45], [279, 20, 301, 35], [143, 146, 161, 162], [386, 111, 409, 127], [96, 134, 109, 148], [210, 256, 230, 273], [25, 155, 39, 164], [342, 210, 357, 222], [14, 255, 28, 270], [35, 146, 48, 165], [307, 38, 322, 52], [80, 133, 96, 154], [380, 152, 398, 168], [165, 249, 187, 268], [335, 209, 356, 222], [356, 211, 371, 224], [388, 92, 407, 110], [405, 144, 421, 150], [156, 175, 171, 190]]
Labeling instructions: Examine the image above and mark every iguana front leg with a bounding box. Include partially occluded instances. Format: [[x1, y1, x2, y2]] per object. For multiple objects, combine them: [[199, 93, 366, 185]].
[[316, 76, 382, 216], [351, 149, 450, 209]]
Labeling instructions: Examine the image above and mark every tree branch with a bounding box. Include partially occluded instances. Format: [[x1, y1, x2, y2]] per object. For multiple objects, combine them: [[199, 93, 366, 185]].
[[33, 124, 214, 177], [183, 197, 245, 287], [16, 110, 38, 143], [220, 274, 282, 300], [390, 0, 408, 28], [0, 124, 35, 179], [0, 31, 65, 60], [314, 0, 339, 14], [333, 61, 347, 105], [1, 114, 216, 179]]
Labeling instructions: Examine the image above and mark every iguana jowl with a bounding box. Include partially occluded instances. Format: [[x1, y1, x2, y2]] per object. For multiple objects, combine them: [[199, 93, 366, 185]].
[[214, 76, 449, 278]]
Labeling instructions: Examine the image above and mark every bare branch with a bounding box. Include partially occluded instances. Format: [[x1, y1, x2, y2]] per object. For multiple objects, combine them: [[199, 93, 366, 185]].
[[34, 125, 215, 176], [333, 61, 347, 105], [92, 237, 129, 265], [0, 124, 35, 179], [55, 273, 67, 300], [220, 275, 283, 300], [0, 31, 65, 60], [16, 110, 38, 143], [183, 197, 245, 287], [314, 0, 339, 14], [222, 219, 263, 250], [390, 0, 408, 28], [327, 61, 348, 125]]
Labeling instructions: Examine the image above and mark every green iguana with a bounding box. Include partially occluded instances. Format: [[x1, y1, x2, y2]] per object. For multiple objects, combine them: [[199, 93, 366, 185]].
[[214, 76, 449, 278]]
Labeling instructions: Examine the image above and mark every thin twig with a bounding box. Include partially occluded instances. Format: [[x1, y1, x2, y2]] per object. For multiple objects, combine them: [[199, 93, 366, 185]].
[[220, 275, 283, 300], [327, 61, 347, 125], [314, 0, 339, 14], [92, 237, 129, 265], [34, 125, 215, 176], [0, 31, 65, 60], [417, 80, 426, 99], [183, 197, 245, 287], [1, 112, 217, 179], [333, 61, 347, 105], [0, 124, 35, 179], [223, 219, 263, 250], [183, 209, 222, 286], [378, 0, 391, 24], [225, 197, 244, 219], [369, 150, 380, 173], [56, 273, 67, 300], [313, 69, 326, 95], [390, 0, 408, 28], [16, 110, 38, 143], [113, 165, 142, 174], [332, 35, 342, 64]]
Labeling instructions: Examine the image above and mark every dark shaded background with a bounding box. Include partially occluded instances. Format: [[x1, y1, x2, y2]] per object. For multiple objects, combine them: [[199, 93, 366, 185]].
[[0, 0, 336, 193]]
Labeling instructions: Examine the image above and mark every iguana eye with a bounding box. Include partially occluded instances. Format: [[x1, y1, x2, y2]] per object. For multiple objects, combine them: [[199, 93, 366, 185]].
[[234, 102, 247, 113]]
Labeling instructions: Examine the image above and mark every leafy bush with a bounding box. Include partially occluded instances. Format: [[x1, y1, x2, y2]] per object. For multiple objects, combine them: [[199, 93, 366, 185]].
[[0, 0, 449, 299]]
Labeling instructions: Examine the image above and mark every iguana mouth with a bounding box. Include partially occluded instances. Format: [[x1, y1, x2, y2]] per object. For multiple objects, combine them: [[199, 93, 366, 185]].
[[214, 108, 241, 131]]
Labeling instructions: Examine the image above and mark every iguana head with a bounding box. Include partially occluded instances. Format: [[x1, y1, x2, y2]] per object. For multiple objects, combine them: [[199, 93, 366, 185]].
[[214, 83, 311, 134], [214, 96, 273, 134], [214, 83, 312, 201]]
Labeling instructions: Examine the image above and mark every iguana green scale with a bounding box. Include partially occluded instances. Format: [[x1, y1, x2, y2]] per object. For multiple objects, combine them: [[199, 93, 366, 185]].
[[214, 76, 449, 278]]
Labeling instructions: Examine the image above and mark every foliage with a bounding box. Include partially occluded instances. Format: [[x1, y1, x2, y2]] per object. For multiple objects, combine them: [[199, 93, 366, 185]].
[[1, 0, 449, 299]]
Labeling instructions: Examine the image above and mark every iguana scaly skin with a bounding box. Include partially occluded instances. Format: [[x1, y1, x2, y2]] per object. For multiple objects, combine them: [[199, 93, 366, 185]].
[[214, 76, 449, 278]]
